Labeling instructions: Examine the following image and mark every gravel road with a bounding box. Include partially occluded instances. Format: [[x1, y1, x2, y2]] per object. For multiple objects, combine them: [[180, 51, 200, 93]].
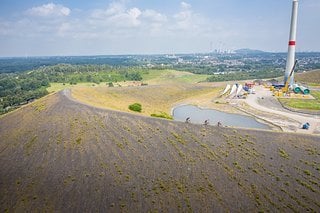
[[244, 86, 320, 134]]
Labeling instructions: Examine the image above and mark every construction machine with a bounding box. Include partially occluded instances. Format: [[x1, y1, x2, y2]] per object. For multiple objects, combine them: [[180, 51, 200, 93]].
[[282, 59, 298, 94]]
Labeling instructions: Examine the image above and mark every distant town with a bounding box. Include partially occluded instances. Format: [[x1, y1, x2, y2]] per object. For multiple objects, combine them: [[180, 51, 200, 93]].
[[0, 49, 319, 74]]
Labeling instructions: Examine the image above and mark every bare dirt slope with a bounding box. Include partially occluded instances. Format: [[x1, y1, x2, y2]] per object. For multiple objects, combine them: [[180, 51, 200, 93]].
[[1, 91, 319, 212]]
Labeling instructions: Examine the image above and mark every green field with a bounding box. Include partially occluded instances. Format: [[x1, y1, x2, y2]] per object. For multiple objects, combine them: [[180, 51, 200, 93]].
[[279, 91, 320, 111], [47, 82, 102, 93], [141, 69, 210, 84], [47, 69, 210, 93]]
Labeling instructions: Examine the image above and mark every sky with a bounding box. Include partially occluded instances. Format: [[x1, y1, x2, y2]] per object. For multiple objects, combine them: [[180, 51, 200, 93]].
[[0, 0, 319, 56]]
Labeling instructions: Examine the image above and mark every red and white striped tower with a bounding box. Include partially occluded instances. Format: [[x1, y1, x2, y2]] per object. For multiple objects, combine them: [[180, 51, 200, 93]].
[[284, 0, 299, 86]]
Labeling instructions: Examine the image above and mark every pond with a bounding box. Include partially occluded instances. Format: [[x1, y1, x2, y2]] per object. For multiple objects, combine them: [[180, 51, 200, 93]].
[[172, 105, 271, 130]]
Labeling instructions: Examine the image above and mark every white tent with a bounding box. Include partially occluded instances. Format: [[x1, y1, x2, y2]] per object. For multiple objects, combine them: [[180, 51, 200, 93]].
[[236, 84, 243, 96], [221, 84, 231, 95]]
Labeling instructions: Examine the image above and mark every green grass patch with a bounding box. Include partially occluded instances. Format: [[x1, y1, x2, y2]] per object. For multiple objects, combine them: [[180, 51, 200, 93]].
[[142, 69, 209, 84], [279, 148, 289, 159], [33, 102, 46, 112], [76, 138, 82, 145], [308, 83, 320, 86], [47, 82, 99, 93], [303, 170, 311, 176], [150, 111, 173, 120], [278, 91, 320, 110], [176, 74, 210, 83]]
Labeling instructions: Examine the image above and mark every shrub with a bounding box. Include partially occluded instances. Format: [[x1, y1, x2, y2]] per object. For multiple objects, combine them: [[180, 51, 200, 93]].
[[150, 112, 173, 120], [129, 103, 142, 112]]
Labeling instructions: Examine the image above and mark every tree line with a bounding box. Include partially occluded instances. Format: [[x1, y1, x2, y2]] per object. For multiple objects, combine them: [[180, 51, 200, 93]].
[[206, 69, 283, 82]]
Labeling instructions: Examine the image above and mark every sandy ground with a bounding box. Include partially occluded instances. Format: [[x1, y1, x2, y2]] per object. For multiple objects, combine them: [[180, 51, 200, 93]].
[[231, 86, 320, 134]]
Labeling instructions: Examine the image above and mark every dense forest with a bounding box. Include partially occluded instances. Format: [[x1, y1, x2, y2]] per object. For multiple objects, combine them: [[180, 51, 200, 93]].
[[0, 56, 141, 73], [35, 64, 143, 84]]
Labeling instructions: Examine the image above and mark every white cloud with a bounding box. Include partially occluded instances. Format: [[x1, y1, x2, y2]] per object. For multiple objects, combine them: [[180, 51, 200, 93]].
[[181, 2, 192, 10], [4, 0, 318, 56], [1, 1, 226, 43], [92, 2, 124, 18], [174, 2, 193, 30], [172, 1, 211, 35], [2, 1, 221, 46], [142, 10, 167, 22], [106, 2, 126, 16], [27, 3, 71, 17], [91, 3, 142, 28]]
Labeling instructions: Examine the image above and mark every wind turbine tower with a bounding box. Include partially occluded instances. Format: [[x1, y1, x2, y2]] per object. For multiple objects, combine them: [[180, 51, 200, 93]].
[[284, 0, 299, 86]]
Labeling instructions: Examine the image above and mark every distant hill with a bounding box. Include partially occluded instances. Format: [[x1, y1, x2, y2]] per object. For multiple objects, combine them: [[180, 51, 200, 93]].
[[0, 91, 319, 212], [234, 48, 266, 54], [295, 69, 320, 84]]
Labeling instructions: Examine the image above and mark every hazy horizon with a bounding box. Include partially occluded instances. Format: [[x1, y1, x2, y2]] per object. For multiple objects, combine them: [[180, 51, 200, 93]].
[[2, 49, 320, 59], [1, 0, 320, 57]]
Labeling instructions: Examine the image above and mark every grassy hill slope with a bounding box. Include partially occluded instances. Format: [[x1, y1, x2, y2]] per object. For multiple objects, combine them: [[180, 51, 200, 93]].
[[295, 69, 320, 85], [278, 69, 320, 112], [141, 69, 210, 85], [71, 84, 221, 116], [0, 92, 319, 212]]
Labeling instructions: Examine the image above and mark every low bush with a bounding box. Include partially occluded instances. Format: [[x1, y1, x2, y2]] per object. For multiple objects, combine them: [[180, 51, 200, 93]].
[[129, 103, 142, 112], [150, 112, 173, 120]]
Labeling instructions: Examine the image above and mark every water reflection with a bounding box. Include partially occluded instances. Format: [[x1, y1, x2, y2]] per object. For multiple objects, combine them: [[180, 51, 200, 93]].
[[173, 105, 270, 130]]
